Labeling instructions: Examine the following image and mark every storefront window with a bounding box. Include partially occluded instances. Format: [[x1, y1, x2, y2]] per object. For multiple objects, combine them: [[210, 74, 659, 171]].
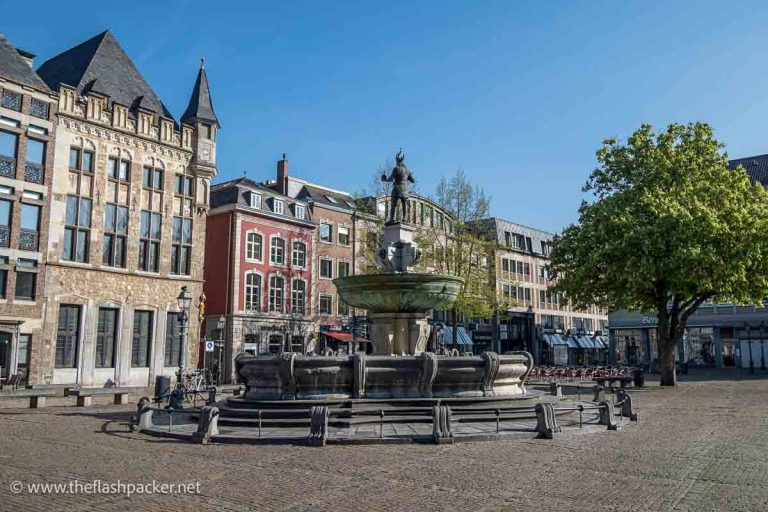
[[683, 327, 715, 366]]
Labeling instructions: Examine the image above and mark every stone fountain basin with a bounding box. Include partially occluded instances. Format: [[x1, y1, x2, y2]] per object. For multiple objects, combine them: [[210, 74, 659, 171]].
[[333, 273, 464, 313]]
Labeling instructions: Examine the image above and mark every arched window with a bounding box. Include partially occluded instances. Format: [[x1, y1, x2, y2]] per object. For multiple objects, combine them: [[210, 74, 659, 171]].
[[269, 275, 284, 312], [245, 273, 261, 311], [246, 232, 262, 261], [291, 279, 306, 315], [292, 241, 306, 268], [270, 237, 285, 265]]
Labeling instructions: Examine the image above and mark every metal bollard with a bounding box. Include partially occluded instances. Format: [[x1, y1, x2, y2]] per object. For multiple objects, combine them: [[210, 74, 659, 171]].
[[578, 405, 584, 428], [167, 407, 174, 432], [379, 410, 385, 439], [208, 387, 217, 405], [258, 409, 262, 438], [495, 408, 501, 433]]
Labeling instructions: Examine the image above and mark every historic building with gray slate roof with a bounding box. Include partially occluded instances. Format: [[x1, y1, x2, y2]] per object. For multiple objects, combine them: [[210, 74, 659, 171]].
[[0, 34, 58, 388], [25, 30, 220, 387]]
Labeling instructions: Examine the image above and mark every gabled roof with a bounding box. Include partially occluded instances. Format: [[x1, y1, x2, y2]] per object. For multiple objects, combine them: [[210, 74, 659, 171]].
[[729, 154, 768, 187], [0, 34, 50, 92], [181, 61, 218, 127], [298, 183, 356, 211], [36, 30, 174, 121]]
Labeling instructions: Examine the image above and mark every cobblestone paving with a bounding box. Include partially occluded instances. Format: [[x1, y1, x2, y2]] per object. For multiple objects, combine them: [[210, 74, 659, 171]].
[[1, 372, 767, 511]]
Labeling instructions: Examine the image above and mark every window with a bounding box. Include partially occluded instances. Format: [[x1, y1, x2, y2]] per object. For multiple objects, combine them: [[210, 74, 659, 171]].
[[246, 232, 262, 261], [338, 226, 350, 246], [270, 237, 285, 265], [14, 259, 36, 300], [320, 222, 332, 243], [64, 147, 93, 262], [1, 90, 21, 111], [17, 333, 30, 382], [325, 195, 339, 204], [0, 199, 10, 248], [95, 308, 118, 368], [103, 204, 129, 267], [295, 204, 305, 220], [338, 296, 349, 316], [19, 204, 40, 251], [139, 211, 162, 272], [273, 199, 284, 215], [245, 273, 261, 311], [250, 193, 262, 209], [165, 312, 182, 367], [171, 216, 193, 275], [55, 305, 81, 368], [29, 98, 49, 119], [0, 130, 18, 178], [24, 138, 45, 183], [320, 258, 333, 278], [338, 260, 350, 278], [292, 240, 306, 267], [171, 171, 194, 276], [0, 256, 7, 298], [502, 258, 510, 273], [291, 279, 306, 315], [132, 311, 153, 367], [319, 294, 332, 316], [269, 275, 284, 312]]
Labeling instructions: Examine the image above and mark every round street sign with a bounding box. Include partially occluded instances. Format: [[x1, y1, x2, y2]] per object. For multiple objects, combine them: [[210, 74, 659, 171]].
[[205, 340, 215, 352]]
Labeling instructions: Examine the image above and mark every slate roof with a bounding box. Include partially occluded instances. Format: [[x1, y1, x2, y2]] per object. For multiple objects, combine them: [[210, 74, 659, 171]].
[[36, 30, 174, 121], [0, 34, 50, 92], [211, 176, 313, 222], [297, 183, 356, 211], [181, 62, 218, 127], [472, 217, 553, 256], [729, 154, 768, 186]]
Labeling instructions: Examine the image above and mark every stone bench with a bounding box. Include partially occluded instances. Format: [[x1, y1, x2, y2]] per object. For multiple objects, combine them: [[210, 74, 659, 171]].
[[66, 387, 136, 407], [0, 388, 59, 408]]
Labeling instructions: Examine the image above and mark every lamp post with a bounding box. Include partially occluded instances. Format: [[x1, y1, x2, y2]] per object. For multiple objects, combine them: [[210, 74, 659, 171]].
[[176, 285, 193, 389], [217, 316, 226, 385], [761, 321, 766, 371]]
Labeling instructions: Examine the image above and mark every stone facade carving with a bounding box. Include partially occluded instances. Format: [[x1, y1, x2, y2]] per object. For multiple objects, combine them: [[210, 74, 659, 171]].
[[194, 405, 220, 444], [308, 406, 330, 446], [535, 402, 561, 438]]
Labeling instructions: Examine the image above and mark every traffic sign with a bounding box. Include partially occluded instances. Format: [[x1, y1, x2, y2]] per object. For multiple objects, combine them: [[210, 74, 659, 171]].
[[205, 340, 215, 352]]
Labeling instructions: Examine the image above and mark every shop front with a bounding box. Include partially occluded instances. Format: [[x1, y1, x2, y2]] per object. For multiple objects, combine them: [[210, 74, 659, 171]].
[[609, 304, 768, 370]]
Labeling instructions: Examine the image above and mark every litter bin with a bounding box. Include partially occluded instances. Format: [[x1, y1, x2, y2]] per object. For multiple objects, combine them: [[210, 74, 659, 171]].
[[633, 369, 645, 387], [154, 375, 171, 401]]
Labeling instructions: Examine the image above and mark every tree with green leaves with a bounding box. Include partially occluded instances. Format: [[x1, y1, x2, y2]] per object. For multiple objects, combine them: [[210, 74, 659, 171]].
[[423, 169, 506, 348], [548, 123, 768, 385]]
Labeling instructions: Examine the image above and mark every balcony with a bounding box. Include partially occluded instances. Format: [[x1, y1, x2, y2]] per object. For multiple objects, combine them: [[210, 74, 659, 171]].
[[0, 225, 9, 248], [18, 229, 38, 251], [0, 156, 15, 179], [24, 162, 44, 184]]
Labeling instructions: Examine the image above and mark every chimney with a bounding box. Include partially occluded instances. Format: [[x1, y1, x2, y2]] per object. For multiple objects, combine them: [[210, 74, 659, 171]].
[[277, 153, 288, 195], [16, 49, 35, 68]]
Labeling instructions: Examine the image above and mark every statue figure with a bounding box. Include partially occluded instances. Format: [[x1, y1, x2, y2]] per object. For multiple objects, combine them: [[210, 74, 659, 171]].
[[381, 148, 415, 223]]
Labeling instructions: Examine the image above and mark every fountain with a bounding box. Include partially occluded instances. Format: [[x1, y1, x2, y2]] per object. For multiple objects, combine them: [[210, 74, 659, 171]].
[[232, 150, 534, 400], [132, 151, 636, 446]]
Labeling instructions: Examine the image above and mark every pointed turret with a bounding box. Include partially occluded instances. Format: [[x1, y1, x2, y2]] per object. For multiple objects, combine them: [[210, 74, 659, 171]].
[[181, 58, 219, 127]]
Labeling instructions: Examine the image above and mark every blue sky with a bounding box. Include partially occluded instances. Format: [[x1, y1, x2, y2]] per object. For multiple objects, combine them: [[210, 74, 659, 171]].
[[4, 1, 768, 232]]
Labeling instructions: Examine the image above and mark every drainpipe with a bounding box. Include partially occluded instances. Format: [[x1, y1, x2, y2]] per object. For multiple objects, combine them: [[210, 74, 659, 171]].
[[224, 212, 234, 383]]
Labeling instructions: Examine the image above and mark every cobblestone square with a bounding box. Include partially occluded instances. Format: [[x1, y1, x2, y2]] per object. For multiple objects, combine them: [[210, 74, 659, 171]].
[[0, 371, 766, 511]]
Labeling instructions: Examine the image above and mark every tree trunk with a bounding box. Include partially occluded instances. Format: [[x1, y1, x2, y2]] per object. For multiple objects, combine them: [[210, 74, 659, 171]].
[[658, 332, 678, 386], [451, 307, 459, 350]]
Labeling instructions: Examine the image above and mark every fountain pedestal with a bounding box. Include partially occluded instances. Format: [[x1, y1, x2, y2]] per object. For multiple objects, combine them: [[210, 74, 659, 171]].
[[369, 312, 430, 355]]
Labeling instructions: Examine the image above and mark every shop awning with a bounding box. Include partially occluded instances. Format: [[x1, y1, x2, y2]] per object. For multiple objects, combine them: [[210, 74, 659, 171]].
[[594, 337, 608, 349], [442, 327, 473, 346], [565, 337, 580, 348], [323, 332, 370, 343], [576, 336, 596, 349], [541, 334, 567, 346]]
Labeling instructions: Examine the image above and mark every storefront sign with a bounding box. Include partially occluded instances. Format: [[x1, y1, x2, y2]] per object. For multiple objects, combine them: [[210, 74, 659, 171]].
[[641, 316, 659, 325]]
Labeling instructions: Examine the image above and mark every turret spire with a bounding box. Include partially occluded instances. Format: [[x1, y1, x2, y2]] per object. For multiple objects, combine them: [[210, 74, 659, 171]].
[[181, 60, 219, 127]]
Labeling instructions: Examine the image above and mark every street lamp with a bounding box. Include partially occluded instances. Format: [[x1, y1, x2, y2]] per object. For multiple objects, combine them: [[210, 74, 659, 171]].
[[176, 286, 192, 387], [217, 316, 226, 385]]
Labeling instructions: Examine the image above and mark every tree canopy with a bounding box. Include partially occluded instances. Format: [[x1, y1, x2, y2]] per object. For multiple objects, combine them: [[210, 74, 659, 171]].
[[548, 123, 768, 384]]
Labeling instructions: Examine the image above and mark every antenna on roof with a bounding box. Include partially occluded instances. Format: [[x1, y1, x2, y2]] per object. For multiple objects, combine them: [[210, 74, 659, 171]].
[[243, 170, 247, 177], [200, 57, 205, 69]]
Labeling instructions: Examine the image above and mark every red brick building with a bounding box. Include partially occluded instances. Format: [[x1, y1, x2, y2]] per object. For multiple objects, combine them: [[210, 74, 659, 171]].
[[203, 176, 315, 382]]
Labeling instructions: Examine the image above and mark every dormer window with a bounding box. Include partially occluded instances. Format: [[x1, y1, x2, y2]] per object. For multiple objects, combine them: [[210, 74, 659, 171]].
[[325, 195, 339, 204], [273, 199, 284, 215], [250, 193, 262, 209], [295, 204, 305, 220]]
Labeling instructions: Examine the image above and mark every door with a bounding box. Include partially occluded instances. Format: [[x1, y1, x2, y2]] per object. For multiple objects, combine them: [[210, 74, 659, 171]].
[[0, 332, 9, 379]]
